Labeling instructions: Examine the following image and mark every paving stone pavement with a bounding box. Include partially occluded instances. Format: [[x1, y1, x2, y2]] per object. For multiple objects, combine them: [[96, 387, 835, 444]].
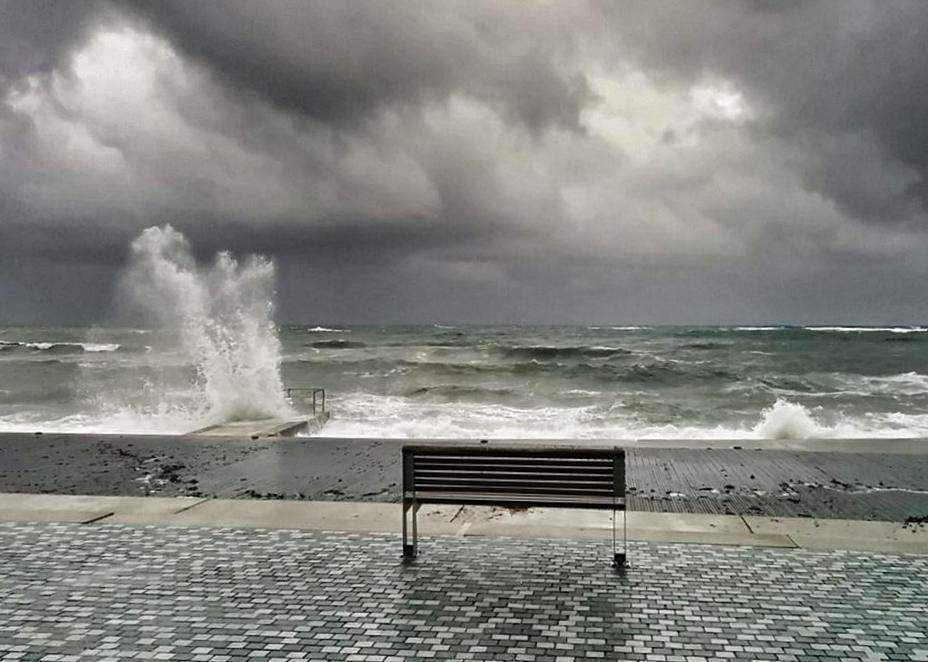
[[0, 523, 926, 661]]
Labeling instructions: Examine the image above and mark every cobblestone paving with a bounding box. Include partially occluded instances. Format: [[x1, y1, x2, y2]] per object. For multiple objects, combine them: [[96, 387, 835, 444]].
[[1, 523, 926, 661]]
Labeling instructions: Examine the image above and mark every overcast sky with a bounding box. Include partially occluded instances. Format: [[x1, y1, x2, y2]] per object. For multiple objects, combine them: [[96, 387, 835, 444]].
[[2, 0, 928, 325]]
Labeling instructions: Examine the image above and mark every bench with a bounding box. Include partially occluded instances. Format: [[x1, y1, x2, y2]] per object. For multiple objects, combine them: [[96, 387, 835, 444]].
[[402, 444, 627, 566]]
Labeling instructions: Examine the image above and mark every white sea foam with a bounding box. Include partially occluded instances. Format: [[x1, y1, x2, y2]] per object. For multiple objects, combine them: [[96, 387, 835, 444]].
[[848, 372, 928, 395], [732, 326, 786, 331], [0, 341, 121, 352], [308, 326, 349, 333], [317, 393, 928, 441], [81, 343, 121, 352], [805, 326, 928, 333]]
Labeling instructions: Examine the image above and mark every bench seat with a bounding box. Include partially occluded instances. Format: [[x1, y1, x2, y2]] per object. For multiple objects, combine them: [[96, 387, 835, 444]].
[[402, 443, 627, 567]]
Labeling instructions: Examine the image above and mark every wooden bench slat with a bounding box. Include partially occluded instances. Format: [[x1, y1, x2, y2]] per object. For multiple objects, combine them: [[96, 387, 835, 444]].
[[405, 445, 620, 458], [413, 476, 615, 492], [415, 472, 612, 481], [413, 453, 615, 461], [414, 486, 613, 495], [413, 462, 612, 473], [413, 455, 612, 469]]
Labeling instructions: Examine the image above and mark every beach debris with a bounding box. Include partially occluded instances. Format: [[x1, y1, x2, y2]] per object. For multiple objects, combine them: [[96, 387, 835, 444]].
[[903, 514, 928, 529]]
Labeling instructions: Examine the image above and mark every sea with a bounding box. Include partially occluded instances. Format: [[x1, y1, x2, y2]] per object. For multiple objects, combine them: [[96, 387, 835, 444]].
[[2, 324, 928, 440]]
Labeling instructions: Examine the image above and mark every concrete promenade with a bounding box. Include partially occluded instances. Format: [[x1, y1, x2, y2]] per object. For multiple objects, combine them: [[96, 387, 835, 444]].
[[1, 520, 927, 661], [2, 493, 928, 554]]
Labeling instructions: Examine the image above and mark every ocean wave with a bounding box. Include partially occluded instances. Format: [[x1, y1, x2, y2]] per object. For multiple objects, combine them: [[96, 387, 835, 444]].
[[804, 326, 928, 334], [296, 354, 739, 384], [0, 341, 122, 353], [308, 326, 350, 333], [620, 361, 737, 382], [839, 372, 928, 396], [503, 345, 632, 360], [406, 384, 521, 402], [754, 371, 928, 399], [310, 339, 366, 349], [422, 339, 471, 347], [587, 325, 647, 331], [678, 342, 729, 350]]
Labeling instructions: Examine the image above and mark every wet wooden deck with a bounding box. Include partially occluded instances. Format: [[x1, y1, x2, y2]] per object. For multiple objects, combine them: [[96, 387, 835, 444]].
[[0, 434, 926, 521]]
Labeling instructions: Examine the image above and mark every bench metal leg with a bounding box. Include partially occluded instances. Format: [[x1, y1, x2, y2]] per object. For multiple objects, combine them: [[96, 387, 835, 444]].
[[402, 499, 414, 559], [403, 499, 420, 560], [613, 507, 627, 568]]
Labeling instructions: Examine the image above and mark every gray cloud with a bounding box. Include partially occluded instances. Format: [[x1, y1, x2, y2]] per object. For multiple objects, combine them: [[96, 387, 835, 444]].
[[2, 0, 928, 325], [0, 0, 105, 91], [602, 0, 928, 224]]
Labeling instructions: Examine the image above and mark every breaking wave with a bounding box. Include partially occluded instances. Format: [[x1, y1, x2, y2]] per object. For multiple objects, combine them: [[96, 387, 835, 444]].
[[76, 225, 293, 432]]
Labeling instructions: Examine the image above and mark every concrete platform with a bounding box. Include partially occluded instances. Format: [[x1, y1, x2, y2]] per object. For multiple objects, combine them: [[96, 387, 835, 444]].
[[190, 413, 329, 437], [2, 492, 926, 554]]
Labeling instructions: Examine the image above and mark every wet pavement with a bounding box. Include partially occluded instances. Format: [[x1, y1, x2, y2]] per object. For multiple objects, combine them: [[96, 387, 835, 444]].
[[1, 522, 926, 661]]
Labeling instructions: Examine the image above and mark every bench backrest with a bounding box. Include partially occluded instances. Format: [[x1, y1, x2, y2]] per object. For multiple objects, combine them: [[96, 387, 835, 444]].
[[402, 444, 625, 509]]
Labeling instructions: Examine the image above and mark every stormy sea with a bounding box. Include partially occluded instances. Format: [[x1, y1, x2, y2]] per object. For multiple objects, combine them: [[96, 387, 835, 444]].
[[2, 323, 928, 441]]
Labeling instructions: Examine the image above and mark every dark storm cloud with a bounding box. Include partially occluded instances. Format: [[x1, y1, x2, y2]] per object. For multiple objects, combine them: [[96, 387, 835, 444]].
[[123, 0, 592, 133], [2, 0, 928, 324]]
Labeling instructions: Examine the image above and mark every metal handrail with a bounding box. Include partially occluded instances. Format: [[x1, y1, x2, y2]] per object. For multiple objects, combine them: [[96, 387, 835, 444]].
[[285, 387, 326, 416]]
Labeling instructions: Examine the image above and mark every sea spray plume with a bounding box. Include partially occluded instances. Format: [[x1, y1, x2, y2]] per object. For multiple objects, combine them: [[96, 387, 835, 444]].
[[753, 399, 824, 440], [125, 225, 292, 425]]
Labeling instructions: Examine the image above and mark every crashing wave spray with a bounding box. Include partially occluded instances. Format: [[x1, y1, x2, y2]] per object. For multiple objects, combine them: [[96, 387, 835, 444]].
[[121, 225, 292, 427]]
